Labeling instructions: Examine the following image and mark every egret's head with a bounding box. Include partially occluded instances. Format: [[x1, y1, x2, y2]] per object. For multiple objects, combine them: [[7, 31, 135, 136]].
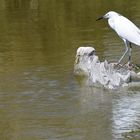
[[96, 11, 120, 21]]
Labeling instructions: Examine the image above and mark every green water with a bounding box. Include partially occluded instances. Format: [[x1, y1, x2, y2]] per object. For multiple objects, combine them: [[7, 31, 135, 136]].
[[0, 0, 140, 140]]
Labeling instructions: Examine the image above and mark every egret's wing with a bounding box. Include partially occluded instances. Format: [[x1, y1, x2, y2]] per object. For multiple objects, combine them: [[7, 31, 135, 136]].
[[115, 16, 140, 45]]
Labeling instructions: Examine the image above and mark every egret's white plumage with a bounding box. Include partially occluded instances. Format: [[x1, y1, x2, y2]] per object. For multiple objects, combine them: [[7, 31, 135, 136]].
[[97, 11, 140, 63]]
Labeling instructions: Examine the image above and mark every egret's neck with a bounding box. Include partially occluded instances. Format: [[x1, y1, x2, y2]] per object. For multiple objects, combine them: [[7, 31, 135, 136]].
[[108, 18, 115, 30]]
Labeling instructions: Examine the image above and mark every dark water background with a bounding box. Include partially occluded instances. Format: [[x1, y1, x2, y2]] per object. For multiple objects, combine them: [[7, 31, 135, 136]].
[[0, 0, 140, 140]]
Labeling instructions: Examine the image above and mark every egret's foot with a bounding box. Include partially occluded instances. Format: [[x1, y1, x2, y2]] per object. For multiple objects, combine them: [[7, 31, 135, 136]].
[[134, 64, 140, 71], [113, 63, 123, 69], [113, 62, 133, 70], [130, 64, 140, 71], [125, 61, 140, 70], [124, 61, 135, 70]]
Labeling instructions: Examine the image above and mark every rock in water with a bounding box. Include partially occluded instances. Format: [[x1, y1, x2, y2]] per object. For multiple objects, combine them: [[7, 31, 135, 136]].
[[74, 46, 140, 89]]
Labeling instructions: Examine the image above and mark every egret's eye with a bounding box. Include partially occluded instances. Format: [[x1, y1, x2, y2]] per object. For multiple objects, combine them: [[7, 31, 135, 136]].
[[105, 14, 109, 18]]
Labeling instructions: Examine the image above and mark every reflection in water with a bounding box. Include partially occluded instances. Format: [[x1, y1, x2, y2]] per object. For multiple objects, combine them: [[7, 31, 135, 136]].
[[77, 87, 113, 140], [77, 87, 140, 140], [0, 0, 139, 140], [5, 0, 38, 10], [112, 93, 140, 139]]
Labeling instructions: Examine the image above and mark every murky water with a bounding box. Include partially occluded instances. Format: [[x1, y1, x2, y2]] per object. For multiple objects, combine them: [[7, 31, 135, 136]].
[[0, 0, 140, 140]]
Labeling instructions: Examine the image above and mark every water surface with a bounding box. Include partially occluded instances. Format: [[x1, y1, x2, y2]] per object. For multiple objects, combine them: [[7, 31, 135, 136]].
[[0, 0, 140, 140]]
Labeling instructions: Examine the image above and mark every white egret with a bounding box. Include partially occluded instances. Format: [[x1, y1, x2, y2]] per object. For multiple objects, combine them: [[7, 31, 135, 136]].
[[96, 11, 140, 64]]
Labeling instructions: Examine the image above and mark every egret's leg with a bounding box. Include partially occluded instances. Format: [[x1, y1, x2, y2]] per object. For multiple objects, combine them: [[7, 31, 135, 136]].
[[118, 40, 129, 64], [128, 43, 132, 63]]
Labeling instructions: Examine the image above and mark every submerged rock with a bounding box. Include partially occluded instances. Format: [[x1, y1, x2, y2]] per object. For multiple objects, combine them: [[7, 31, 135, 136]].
[[74, 46, 140, 89]]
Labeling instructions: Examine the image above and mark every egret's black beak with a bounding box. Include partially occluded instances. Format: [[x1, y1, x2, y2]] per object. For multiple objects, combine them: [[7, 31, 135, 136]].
[[96, 16, 103, 21]]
